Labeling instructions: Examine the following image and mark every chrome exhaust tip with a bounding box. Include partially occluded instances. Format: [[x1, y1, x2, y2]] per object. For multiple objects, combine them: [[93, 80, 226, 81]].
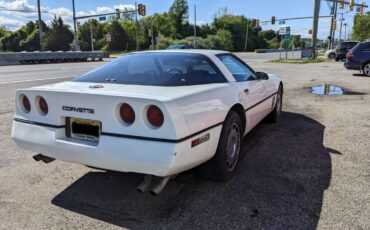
[[136, 175, 153, 193], [150, 176, 171, 196]]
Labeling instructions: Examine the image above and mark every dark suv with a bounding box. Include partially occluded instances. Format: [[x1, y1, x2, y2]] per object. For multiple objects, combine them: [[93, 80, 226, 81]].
[[336, 41, 359, 61], [344, 40, 370, 76]]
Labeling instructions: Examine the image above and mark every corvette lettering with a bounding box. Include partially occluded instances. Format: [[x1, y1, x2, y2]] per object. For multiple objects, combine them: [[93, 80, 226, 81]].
[[62, 106, 95, 114]]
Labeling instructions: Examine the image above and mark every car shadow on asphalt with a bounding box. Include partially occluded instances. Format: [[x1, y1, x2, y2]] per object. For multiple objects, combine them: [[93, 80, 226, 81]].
[[52, 112, 339, 229]]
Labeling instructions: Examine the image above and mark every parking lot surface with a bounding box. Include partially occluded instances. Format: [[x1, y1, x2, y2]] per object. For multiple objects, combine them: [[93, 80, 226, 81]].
[[0, 55, 369, 229]]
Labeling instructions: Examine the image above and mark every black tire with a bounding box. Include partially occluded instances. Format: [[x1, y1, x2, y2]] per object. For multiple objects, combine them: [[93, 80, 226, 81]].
[[328, 53, 336, 59], [335, 58, 340, 61], [363, 62, 370, 77], [266, 85, 283, 123], [198, 111, 242, 182]]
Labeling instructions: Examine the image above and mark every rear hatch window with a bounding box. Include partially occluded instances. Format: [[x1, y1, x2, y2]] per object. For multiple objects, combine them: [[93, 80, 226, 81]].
[[73, 53, 227, 86]]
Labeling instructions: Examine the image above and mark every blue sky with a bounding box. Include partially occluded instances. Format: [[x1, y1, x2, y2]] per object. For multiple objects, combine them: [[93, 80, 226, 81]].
[[0, 0, 369, 39]]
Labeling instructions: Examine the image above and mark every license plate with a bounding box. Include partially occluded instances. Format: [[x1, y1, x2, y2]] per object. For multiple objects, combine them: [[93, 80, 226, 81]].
[[66, 118, 101, 142]]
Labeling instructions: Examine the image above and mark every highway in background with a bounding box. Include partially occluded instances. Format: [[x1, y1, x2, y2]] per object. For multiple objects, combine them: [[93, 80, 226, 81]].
[[0, 51, 302, 84]]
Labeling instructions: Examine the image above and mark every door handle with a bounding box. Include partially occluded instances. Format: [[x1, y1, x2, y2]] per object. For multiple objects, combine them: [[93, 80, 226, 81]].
[[244, 89, 249, 95]]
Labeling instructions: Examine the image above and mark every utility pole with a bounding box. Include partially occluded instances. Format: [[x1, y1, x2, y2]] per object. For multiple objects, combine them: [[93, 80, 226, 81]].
[[312, 0, 321, 59], [37, 0, 44, 51], [151, 20, 155, 50], [344, 23, 347, 40], [244, 20, 249, 51], [135, 2, 139, 51], [338, 12, 344, 42], [194, 4, 197, 49], [90, 21, 94, 51], [72, 0, 79, 51], [331, 0, 338, 48]]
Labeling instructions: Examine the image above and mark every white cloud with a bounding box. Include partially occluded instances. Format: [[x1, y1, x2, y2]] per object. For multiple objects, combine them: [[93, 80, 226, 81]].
[[0, 0, 135, 30], [0, 15, 23, 28], [0, 0, 39, 18]]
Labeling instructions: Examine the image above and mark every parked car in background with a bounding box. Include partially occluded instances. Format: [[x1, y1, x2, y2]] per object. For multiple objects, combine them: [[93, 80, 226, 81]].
[[166, 44, 193, 49], [336, 41, 359, 61], [344, 40, 370, 76], [325, 48, 337, 59]]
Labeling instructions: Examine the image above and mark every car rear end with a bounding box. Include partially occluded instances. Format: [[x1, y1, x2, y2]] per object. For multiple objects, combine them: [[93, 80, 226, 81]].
[[11, 84, 218, 177], [345, 42, 370, 71], [337, 42, 358, 60]]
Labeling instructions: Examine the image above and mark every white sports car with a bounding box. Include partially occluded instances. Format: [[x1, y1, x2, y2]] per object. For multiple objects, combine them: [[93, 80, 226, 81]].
[[12, 50, 283, 194]]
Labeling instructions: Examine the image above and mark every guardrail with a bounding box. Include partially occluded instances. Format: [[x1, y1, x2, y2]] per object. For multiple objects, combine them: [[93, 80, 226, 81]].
[[254, 48, 302, 53], [0, 51, 110, 66]]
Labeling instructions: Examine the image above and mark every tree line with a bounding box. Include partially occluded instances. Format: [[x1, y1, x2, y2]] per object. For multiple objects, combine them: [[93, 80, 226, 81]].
[[0, 0, 308, 52]]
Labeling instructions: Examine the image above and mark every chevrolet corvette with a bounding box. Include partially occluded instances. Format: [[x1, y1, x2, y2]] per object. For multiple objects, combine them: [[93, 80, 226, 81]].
[[12, 50, 283, 194]]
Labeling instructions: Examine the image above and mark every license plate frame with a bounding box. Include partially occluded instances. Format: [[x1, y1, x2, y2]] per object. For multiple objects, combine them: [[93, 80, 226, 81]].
[[66, 117, 101, 142]]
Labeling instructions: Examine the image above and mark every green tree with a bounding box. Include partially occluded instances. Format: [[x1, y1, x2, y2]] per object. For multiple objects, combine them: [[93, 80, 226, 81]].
[[107, 20, 129, 51], [168, 0, 189, 38], [212, 15, 262, 51], [260, 29, 276, 41], [79, 19, 106, 51], [215, 29, 233, 50], [45, 17, 73, 51], [352, 12, 370, 41]]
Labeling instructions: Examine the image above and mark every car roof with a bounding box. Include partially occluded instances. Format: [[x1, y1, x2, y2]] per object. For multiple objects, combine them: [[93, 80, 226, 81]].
[[133, 49, 230, 56]]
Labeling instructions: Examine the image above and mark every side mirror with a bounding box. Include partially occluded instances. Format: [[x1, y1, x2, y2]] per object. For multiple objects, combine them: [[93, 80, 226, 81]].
[[256, 72, 269, 80]]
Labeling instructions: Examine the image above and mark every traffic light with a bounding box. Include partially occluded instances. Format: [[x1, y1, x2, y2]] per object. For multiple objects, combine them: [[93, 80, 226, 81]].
[[349, 0, 355, 11], [308, 29, 313, 35], [332, 19, 337, 31], [252, 19, 256, 27], [339, 0, 345, 9], [138, 4, 146, 16], [76, 21, 81, 31], [271, 16, 276, 25], [256, 20, 260, 27], [115, 9, 120, 19]]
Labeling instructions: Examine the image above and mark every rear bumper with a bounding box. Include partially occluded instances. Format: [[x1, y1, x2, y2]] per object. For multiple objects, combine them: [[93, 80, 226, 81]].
[[344, 60, 361, 70], [336, 52, 346, 59], [12, 120, 222, 176]]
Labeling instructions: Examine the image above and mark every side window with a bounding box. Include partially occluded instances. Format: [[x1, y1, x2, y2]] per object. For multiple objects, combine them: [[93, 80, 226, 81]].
[[218, 55, 256, 81], [363, 43, 370, 51]]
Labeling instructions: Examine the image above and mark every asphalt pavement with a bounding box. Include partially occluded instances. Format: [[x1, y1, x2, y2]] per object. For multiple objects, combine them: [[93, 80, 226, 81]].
[[0, 53, 369, 229]]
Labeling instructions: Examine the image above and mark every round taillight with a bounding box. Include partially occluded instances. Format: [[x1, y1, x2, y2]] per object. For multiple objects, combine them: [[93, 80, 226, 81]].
[[39, 96, 48, 115], [22, 95, 31, 113], [120, 103, 135, 124], [147, 105, 164, 127]]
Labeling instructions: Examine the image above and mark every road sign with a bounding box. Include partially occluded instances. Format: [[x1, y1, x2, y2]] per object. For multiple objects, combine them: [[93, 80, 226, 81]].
[[99, 16, 106, 21], [279, 26, 290, 35], [279, 20, 285, 25], [106, 34, 111, 42], [284, 35, 291, 42]]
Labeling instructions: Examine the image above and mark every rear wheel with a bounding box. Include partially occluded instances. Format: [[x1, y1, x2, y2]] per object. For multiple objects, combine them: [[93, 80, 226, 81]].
[[363, 63, 370, 77], [328, 53, 336, 59], [198, 111, 242, 182]]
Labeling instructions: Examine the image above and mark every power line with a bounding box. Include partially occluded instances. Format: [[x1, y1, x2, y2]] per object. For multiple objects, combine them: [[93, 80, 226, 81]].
[[0, 8, 73, 18]]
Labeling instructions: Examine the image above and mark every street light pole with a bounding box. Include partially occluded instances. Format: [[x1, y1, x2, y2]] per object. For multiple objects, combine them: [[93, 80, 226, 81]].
[[72, 0, 79, 51], [344, 23, 347, 40], [135, 2, 139, 51], [37, 0, 44, 51], [90, 21, 94, 51], [339, 12, 344, 42], [244, 21, 249, 51], [312, 0, 321, 59], [194, 4, 197, 49]]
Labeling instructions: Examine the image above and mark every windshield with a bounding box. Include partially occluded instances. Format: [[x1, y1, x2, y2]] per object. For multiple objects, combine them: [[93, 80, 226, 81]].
[[73, 53, 226, 86]]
